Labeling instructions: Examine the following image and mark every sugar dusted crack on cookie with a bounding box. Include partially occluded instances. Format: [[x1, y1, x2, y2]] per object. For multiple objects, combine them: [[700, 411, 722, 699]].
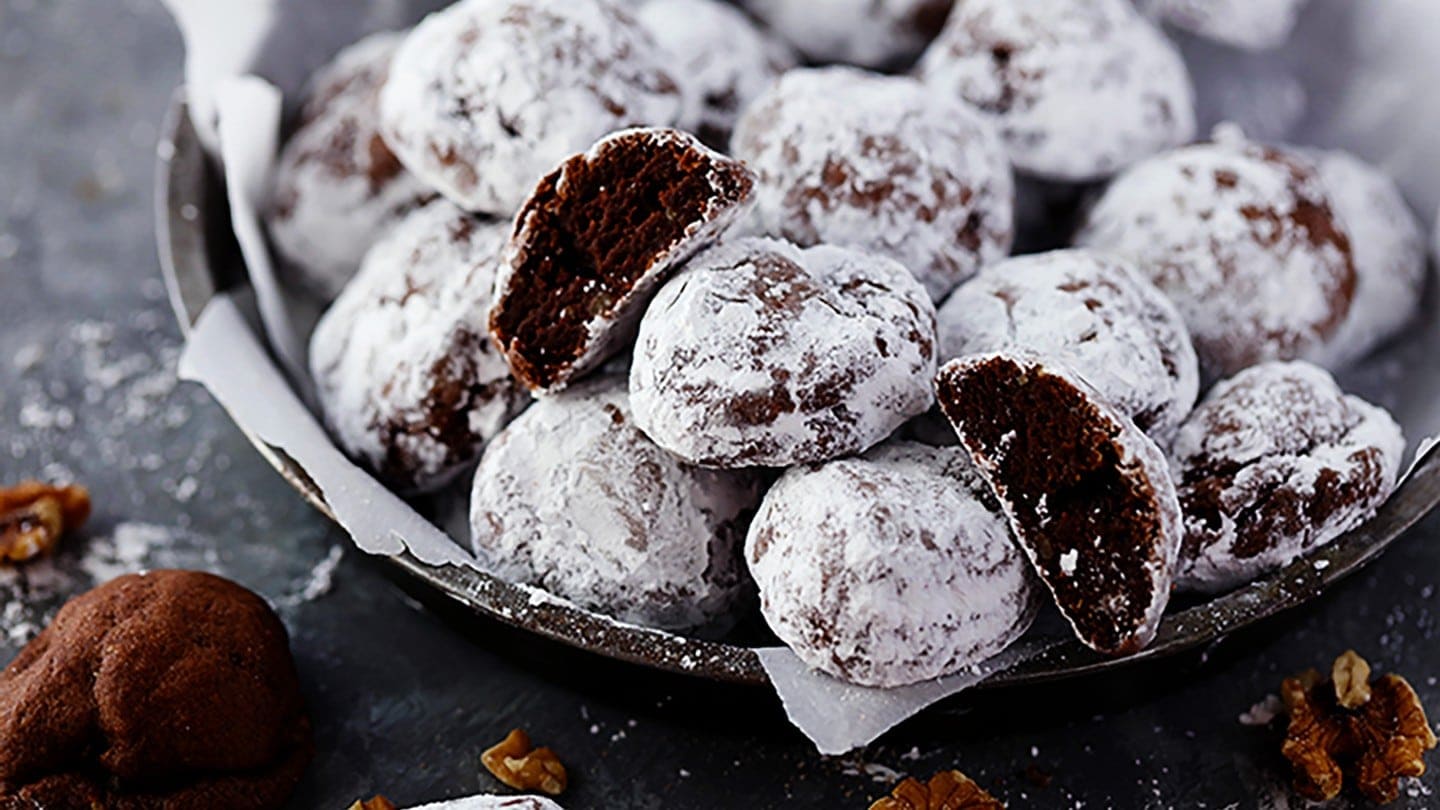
[[936, 351, 1183, 656], [489, 127, 755, 393], [630, 237, 938, 469], [1172, 361, 1405, 593]]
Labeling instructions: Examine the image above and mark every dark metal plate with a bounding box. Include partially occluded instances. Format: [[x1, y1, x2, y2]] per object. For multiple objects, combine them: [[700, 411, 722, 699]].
[[154, 93, 1440, 689]]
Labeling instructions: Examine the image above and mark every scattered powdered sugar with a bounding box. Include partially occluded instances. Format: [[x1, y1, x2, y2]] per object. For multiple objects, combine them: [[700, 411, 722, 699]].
[[1239, 694, 1284, 726], [0, 522, 202, 647], [839, 759, 906, 785], [280, 543, 345, 606], [918, 0, 1195, 182]]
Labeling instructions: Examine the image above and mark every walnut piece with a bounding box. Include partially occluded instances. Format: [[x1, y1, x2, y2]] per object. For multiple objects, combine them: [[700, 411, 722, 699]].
[[1280, 649, 1437, 804], [870, 770, 1005, 809], [0, 481, 90, 563], [347, 797, 397, 810], [482, 728, 567, 796]]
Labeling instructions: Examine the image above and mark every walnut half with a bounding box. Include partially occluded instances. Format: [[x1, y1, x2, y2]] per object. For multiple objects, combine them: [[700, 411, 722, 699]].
[[482, 728, 567, 796], [870, 770, 1005, 809], [1281, 649, 1437, 804], [0, 481, 91, 563]]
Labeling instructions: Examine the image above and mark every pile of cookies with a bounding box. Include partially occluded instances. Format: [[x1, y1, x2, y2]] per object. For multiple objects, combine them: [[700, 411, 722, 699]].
[[269, 0, 1424, 687]]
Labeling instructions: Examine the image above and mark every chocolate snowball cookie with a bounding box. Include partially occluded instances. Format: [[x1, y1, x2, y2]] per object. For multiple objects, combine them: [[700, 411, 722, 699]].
[[738, 0, 953, 70], [732, 67, 1014, 301], [267, 32, 434, 301], [379, 0, 683, 215], [1172, 361, 1405, 594], [918, 0, 1195, 183], [490, 127, 755, 393], [937, 351, 1183, 656], [937, 249, 1199, 445], [627, 0, 796, 148], [1149, 0, 1311, 52], [747, 441, 1039, 688], [310, 200, 528, 494], [1075, 129, 1356, 379], [470, 377, 762, 631], [0, 571, 311, 809], [410, 799, 565, 810], [1306, 150, 1427, 369], [631, 237, 938, 469]]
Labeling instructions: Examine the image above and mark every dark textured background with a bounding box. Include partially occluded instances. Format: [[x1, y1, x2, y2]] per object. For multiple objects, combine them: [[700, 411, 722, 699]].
[[2, 1, 1438, 807]]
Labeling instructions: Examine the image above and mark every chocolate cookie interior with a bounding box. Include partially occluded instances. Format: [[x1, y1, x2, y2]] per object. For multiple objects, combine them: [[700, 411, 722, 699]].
[[492, 130, 754, 390], [937, 354, 1173, 655]]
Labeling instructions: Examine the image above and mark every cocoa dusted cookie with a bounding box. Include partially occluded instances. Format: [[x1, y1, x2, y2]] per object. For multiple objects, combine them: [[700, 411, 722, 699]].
[[918, 0, 1195, 183], [937, 249, 1199, 445], [489, 127, 755, 392], [1075, 128, 1356, 379], [937, 351, 1183, 655], [627, 0, 796, 149], [732, 66, 1014, 301], [379, 0, 683, 215], [1150, 0, 1311, 52], [1172, 361, 1405, 593], [630, 237, 938, 469], [267, 32, 434, 301], [739, 0, 954, 69], [746, 441, 1039, 688], [0, 571, 311, 809], [310, 200, 529, 494], [1307, 150, 1427, 369], [470, 377, 762, 632]]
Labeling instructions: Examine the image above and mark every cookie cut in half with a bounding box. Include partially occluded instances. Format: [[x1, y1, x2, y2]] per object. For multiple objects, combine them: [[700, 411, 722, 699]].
[[489, 127, 755, 393], [936, 351, 1183, 655]]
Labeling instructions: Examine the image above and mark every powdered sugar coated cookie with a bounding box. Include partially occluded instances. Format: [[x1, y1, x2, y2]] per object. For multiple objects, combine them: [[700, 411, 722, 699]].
[[746, 440, 1039, 687]]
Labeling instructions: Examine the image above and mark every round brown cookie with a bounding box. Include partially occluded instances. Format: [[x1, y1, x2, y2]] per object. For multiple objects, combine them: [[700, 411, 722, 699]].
[[310, 200, 529, 494], [936, 351, 1183, 656], [1172, 361, 1405, 593], [630, 237, 938, 469], [732, 66, 1014, 301], [746, 440, 1040, 688], [918, 0, 1195, 183], [379, 0, 683, 216], [470, 377, 762, 632], [1075, 128, 1357, 379], [937, 249, 1199, 444], [266, 32, 435, 301], [738, 0, 953, 70], [1306, 150, 1427, 369], [626, 0, 796, 149], [1149, 0, 1310, 52], [0, 571, 311, 810], [490, 127, 755, 393]]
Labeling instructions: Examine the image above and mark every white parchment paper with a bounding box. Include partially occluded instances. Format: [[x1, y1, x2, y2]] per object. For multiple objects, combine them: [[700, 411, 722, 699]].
[[164, 0, 1440, 756]]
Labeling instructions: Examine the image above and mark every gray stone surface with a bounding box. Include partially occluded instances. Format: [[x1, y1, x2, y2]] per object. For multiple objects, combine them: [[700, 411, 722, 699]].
[[2, 1, 1439, 807]]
